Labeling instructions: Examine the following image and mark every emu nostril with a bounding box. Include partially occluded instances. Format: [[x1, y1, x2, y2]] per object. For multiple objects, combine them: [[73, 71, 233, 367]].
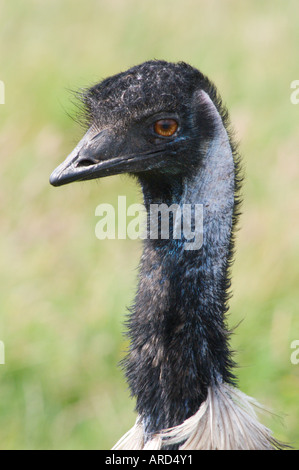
[[76, 158, 97, 167]]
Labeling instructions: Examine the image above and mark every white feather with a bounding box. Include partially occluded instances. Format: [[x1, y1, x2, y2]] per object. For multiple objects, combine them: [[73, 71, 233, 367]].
[[112, 383, 285, 450], [111, 417, 144, 450]]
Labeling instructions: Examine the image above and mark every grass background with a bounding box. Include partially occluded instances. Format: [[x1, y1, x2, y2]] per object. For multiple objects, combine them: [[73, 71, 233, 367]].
[[0, 0, 299, 449]]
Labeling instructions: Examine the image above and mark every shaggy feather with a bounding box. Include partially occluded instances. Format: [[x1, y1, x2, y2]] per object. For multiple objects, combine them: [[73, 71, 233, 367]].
[[113, 383, 286, 450], [111, 417, 144, 450]]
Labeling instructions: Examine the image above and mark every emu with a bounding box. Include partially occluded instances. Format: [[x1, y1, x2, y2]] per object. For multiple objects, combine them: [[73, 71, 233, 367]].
[[50, 60, 285, 450]]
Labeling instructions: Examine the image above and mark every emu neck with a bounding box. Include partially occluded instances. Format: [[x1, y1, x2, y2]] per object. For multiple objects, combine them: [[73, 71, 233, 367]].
[[125, 96, 236, 439]]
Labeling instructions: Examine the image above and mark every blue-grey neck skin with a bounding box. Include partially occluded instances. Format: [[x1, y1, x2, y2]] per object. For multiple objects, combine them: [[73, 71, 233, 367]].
[[124, 91, 238, 441]]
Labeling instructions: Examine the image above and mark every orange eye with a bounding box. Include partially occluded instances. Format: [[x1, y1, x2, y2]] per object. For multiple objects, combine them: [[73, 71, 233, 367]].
[[154, 119, 178, 137]]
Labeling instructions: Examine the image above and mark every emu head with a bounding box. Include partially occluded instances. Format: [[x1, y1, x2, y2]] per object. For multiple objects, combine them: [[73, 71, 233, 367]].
[[50, 60, 225, 190]]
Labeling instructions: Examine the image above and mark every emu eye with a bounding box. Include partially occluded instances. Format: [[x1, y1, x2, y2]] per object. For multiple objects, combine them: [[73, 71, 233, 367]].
[[154, 119, 178, 137]]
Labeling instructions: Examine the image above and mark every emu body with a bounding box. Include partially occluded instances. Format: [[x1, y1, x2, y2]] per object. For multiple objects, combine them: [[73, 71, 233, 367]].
[[50, 61, 285, 449]]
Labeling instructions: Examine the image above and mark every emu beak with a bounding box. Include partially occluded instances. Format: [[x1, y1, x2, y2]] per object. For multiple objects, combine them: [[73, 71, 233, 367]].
[[49, 128, 123, 187], [50, 126, 169, 187], [50, 128, 171, 186]]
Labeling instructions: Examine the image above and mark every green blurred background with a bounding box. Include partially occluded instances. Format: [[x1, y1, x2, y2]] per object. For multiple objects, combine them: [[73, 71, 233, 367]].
[[0, 0, 298, 449]]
